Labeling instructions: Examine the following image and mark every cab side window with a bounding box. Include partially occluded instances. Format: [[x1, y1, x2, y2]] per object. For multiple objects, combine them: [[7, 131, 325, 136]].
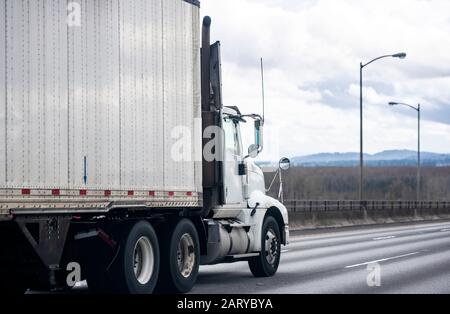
[[223, 118, 239, 157]]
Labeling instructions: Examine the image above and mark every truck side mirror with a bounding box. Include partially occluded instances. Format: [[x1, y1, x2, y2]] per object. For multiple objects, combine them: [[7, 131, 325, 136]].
[[254, 120, 264, 151], [279, 158, 291, 171]]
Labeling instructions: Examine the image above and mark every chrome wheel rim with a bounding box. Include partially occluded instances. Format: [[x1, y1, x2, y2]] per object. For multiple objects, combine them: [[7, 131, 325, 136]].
[[177, 233, 196, 278], [133, 236, 154, 285], [264, 228, 279, 266]]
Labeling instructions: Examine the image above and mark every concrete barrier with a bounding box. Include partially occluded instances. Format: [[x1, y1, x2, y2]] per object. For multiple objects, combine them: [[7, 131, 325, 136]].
[[288, 207, 450, 230]]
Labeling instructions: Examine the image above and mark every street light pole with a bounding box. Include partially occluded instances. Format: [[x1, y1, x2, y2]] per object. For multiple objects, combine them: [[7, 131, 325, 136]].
[[388, 102, 421, 201], [360, 63, 363, 203], [359, 53, 406, 203], [417, 104, 421, 202]]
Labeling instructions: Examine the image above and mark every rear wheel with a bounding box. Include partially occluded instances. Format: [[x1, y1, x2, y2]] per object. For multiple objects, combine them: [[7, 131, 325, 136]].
[[248, 216, 281, 277], [156, 218, 200, 293], [106, 221, 160, 294]]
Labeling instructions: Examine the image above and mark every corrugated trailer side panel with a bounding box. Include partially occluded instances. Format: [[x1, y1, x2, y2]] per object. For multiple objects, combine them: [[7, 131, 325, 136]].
[[163, 0, 198, 191], [120, 0, 166, 190], [0, 0, 5, 186], [144, 0, 165, 191], [0, 0, 202, 211], [165, 0, 199, 192], [46, 0, 69, 188], [188, 2, 203, 193], [118, 0, 201, 191], [67, 0, 122, 190], [28, 0, 48, 189], [4, 0, 69, 189], [191, 5, 202, 195]]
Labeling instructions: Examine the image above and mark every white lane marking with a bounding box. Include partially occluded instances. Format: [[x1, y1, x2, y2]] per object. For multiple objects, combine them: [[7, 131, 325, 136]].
[[441, 228, 450, 232], [373, 236, 396, 241], [345, 252, 421, 269]]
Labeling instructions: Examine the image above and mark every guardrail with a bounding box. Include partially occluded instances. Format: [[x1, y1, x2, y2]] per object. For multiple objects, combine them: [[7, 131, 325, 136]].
[[286, 200, 450, 212]]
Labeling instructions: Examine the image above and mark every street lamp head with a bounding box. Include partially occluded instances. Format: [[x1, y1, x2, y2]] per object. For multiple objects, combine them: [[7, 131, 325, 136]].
[[392, 53, 407, 59], [389, 102, 398, 106]]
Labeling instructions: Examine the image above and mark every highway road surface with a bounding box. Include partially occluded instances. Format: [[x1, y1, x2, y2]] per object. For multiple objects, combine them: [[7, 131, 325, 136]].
[[192, 220, 450, 294], [30, 220, 450, 294]]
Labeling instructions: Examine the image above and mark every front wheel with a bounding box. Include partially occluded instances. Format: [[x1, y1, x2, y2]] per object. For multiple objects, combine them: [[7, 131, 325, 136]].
[[248, 216, 281, 277]]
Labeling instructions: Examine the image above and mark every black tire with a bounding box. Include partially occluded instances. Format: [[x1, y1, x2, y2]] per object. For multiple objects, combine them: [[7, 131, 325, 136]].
[[156, 218, 200, 294], [107, 221, 160, 294], [82, 239, 111, 294], [248, 216, 281, 278]]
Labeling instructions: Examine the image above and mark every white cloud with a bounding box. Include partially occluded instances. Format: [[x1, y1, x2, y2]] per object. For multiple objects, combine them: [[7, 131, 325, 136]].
[[201, 0, 450, 159]]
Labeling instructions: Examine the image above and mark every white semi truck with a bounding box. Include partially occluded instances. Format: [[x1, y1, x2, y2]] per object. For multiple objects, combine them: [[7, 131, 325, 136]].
[[0, 0, 289, 294]]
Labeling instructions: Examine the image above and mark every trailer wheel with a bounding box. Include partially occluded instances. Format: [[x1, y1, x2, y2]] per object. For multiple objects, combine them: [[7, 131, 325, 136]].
[[108, 221, 160, 294], [248, 216, 281, 277], [156, 218, 200, 293]]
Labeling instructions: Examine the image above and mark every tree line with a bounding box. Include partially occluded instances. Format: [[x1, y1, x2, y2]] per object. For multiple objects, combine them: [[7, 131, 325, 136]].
[[265, 166, 450, 201]]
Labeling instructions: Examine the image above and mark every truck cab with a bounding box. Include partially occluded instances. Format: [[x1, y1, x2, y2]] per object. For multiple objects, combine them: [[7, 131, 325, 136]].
[[222, 106, 266, 205], [199, 103, 289, 270], [200, 19, 289, 261]]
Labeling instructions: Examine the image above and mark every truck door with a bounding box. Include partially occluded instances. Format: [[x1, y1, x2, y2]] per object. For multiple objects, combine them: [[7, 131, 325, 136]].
[[222, 116, 244, 205]]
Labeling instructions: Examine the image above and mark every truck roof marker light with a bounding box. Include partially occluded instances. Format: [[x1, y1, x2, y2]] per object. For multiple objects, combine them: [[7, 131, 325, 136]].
[[128, 191, 134, 196], [168, 191, 175, 197], [52, 189, 60, 196], [149, 191, 155, 197], [79, 190, 87, 196], [186, 192, 193, 196], [21, 189, 31, 195], [104, 190, 112, 197]]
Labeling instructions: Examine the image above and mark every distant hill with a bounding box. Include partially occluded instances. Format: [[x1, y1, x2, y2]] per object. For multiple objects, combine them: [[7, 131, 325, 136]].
[[288, 150, 450, 167]]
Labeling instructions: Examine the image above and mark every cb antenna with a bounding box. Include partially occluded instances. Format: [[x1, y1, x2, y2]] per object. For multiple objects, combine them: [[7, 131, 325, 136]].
[[260, 57, 265, 124]]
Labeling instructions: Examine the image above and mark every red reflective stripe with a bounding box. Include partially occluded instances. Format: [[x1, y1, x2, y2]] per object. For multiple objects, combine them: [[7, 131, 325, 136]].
[[104, 190, 112, 197], [52, 189, 60, 196], [186, 192, 193, 196], [149, 191, 155, 197], [168, 191, 174, 197], [128, 191, 134, 196], [98, 230, 117, 248], [79, 190, 87, 196], [21, 189, 31, 195]]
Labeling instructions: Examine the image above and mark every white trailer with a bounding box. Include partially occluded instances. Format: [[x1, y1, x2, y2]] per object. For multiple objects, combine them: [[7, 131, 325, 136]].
[[0, 0, 289, 294]]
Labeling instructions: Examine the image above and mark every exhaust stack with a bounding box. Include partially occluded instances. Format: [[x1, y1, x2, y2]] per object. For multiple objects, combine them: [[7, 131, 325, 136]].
[[200, 16, 224, 215], [201, 16, 211, 112]]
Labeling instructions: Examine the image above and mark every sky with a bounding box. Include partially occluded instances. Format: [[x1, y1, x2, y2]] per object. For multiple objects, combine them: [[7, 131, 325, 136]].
[[200, 0, 450, 161]]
